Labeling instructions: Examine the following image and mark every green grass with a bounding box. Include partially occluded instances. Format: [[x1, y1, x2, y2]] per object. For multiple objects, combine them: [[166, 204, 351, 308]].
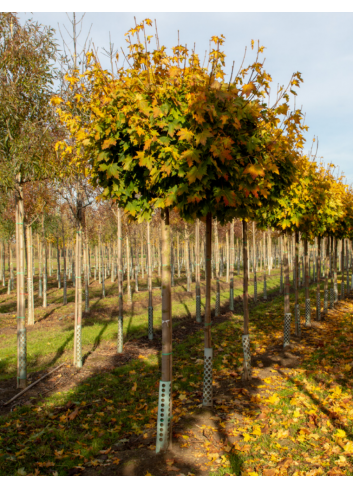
[[0, 266, 282, 380]]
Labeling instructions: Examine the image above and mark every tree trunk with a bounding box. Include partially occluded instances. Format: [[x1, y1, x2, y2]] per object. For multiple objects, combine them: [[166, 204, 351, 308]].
[[229, 219, 235, 311], [202, 212, 213, 406], [195, 219, 201, 323], [15, 179, 27, 388], [242, 220, 251, 381], [57, 237, 61, 289], [214, 218, 220, 317], [26, 225, 34, 326], [177, 233, 180, 278], [84, 223, 89, 313], [42, 215, 47, 308], [117, 206, 124, 352], [294, 231, 300, 336], [74, 190, 83, 369], [316, 237, 321, 320], [156, 208, 172, 453], [2, 241, 5, 286], [126, 234, 132, 303], [147, 220, 153, 339], [38, 233, 42, 298], [184, 222, 191, 292]]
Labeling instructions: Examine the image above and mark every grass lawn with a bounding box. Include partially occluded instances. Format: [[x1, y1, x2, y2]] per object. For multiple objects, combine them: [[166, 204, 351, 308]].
[[1, 266, 352, 476]]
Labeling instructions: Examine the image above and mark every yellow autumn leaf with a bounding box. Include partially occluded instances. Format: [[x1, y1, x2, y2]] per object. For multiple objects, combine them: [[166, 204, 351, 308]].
[[248, 471, 259, 476], [243, 163, 265, 180], [267, 393, 280, 405], [179, 394, 187, 401], [243, 433, 251, 442], [335, 429, 346, 439], [293, 409, 301, 418], [131, 382, 137, 392], [276, 429, 289, 439], [344, 441, 353, 454], [252, 426, 262, 436], [242, 82, 256, 96], [51, 96, 64, 106], [145, 471, 152, 476]]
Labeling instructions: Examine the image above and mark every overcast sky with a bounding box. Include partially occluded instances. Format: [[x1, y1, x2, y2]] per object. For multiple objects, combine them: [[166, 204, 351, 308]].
[[17, 10, 353, 183]]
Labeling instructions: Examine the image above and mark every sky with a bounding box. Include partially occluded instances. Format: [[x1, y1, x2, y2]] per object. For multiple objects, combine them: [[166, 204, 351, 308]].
[[16, 8, 353, 183]]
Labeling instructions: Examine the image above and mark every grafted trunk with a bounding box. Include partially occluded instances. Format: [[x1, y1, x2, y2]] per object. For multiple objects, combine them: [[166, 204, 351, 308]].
[[42, 214, 47, 308], [195, 219, 201, 323], [229, 219, 235, 311], [2, 241, 5, 286], [214, 218, 220, 317], [316, 237, 321, 320], [74, 191, 83, 369], [241, 220, 251, 381], [15, 179, 27, 388], [117, 206, 123, 352], [26, 225, 34, 326], [57, 237, 61, 289], [84, 223, 90, 313], [284, 234, 290, 314], [126, 234, 131, 303], [156, 208, 173, 453], [184, 222, 191, 292]]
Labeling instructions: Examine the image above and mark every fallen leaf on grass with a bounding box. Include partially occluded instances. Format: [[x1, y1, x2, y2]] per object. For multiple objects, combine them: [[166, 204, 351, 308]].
[[68, 408, 80, 421]]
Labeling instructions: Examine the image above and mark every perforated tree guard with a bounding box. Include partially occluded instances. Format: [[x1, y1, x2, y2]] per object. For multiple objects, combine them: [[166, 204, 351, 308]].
[[128, 285, 132, 303], [17, 328, 27, 383], [229, 287, 234, 311], [76, 324, 82, 368], [203, 348, 213, 407], [215, 292, 220, 317], [242, 334, 251, 380], [324, 289, 328, 314], [196, 295, 202, 322], [264, 275, 267, 300], [117, 316, 123, 352], [147, 306, 154, 339], [135, 273, 139, 292], [295, 304, 301, 337], [156, 380, 172, 453], [316, 292, 321, 321], [283, 313, 291, 348]]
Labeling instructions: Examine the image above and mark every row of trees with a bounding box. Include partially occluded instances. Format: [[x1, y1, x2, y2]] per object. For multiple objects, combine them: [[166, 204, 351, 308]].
[[1, 13, 352, 453]]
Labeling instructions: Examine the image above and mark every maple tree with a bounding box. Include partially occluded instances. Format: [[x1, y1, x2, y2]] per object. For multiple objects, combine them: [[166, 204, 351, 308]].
[[52, 18, 307, 451], [256, 156, 346, 337]]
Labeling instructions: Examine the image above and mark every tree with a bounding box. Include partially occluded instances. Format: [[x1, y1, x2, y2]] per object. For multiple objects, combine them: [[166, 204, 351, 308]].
[[53, 19, 305, 451], [0, 13, 60, 387]]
